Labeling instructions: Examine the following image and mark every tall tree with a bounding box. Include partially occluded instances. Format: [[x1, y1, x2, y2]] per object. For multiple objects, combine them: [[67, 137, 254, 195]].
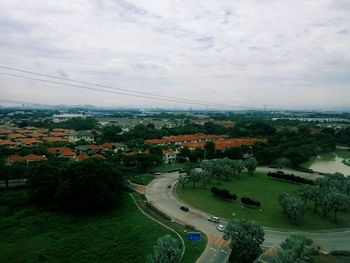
[[326, 192, 349, 222], [245, 157, 258, 176], [273, 234, 314, 263], [187, 169, 201, 189], [278, 192, 305, 220], [224, 219, 265, 263], [147, 235, 182, 263], [299, 185, 312, 205]]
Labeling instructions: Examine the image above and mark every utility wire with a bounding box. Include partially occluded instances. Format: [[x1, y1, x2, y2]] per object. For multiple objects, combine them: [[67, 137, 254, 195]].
[[0, 72, 236, 109], [0, 65, 239, 109]]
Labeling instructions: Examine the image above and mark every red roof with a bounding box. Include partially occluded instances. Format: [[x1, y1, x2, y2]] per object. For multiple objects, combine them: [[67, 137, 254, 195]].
[[7, 154, 47, 162], [49, 132, 66, 137], [75, 154, 88, 161], [48, 147, 75, 157], [182, 138, 267, 150], [18, 138, 42, 145], [100, 143, 113, 149], [0, 139, 16, 146], [44, 137, 68, 142], [145, 134, 228, 144], [88, 144, 104, 150], [8, 133, 27, 139]]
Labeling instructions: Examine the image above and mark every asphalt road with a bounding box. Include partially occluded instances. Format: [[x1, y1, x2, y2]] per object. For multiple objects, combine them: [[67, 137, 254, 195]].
[[145, 171, 350, 263]]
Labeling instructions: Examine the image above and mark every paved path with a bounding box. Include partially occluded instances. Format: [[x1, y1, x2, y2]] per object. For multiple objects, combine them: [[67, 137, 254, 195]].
[[145, 171, 350, 263]]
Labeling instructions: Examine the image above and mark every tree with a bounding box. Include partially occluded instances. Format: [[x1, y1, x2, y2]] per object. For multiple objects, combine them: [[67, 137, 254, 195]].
[[326, 192, 349, 222], [55, 159, 123, 212], [273, 234, 314, 263], [187, 169, 201, 189], [245, 157, 258, 176], [224, 219, 265, 263], [147, 235, 182, 263], [178, 173, 188, 189], [204, 141, 216, 159], [278, 193, 305, 220], [299, 185, 312, 205], [236, 159, 245, 178]]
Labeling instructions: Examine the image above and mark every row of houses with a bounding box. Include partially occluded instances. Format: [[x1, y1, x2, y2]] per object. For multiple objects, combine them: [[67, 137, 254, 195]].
[[0, 126, 95, 148]]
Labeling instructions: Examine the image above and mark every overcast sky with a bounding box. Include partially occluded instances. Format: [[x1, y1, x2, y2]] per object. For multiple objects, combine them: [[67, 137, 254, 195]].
[[0, 0, 350, 110]]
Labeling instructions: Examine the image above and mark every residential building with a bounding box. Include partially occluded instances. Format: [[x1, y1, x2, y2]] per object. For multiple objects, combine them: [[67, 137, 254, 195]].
[[69, 131, 95, 143]]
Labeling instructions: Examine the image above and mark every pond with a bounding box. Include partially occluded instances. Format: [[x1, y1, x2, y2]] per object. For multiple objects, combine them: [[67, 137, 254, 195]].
[[302, 150, 350, 175]]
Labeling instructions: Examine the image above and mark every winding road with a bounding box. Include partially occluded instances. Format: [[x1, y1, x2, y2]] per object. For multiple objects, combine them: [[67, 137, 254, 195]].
[[145, 171, 350, 263]]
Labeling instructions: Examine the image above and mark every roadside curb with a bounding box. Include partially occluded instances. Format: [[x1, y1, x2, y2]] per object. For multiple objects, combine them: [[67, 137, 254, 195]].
[[129, 193, 186, 261]]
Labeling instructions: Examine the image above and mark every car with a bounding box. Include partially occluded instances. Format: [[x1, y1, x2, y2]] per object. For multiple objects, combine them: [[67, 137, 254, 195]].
[[180, 206, 189, 212], [208, 216, 220, 223], [216, 224, 225, 232], [154, 172, 161, 175], [167, 184, 171, 189]]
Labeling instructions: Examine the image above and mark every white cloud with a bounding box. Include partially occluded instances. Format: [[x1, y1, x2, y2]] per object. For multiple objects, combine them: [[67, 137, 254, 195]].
[[0, 0, 349, 110]]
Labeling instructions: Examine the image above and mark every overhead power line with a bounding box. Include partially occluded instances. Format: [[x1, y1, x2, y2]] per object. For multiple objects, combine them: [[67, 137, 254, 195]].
[[0, 72, 238, 109], [0, 65, 241, 109]]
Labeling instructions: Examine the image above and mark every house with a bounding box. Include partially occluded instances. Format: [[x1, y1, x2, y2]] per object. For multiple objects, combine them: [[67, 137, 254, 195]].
[[69, 131, 95, 143], [7, 154, 47, 164], [52, 113, 86, 123], [0, 139, 16, 149], [162, 149, 178, 164], [48, 147, 76, 159], [112, 143, 128, 152]]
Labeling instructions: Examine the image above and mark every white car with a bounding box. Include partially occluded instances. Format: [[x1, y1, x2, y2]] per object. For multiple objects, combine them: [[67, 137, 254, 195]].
[[208, 216, 220, 223], [216, 224, 225, 232]]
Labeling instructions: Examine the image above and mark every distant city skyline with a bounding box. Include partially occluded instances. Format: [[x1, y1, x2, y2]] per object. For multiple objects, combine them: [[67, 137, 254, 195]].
[[1, 1, 350, 110]]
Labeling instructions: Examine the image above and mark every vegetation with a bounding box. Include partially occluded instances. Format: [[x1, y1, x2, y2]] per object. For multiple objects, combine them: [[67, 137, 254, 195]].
[[272, 234, 314, 263], [176, 171, 350, 230], [211, 187, 237, 201], [267, 171, 314, 185], [0, 191, 177, 263], [147, 235, 182, 263], [224, 219, 264, 263], [278, 193, 305, 220]]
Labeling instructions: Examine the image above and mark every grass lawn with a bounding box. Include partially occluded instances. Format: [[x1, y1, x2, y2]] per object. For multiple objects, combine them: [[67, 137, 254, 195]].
[[0, 190, 180, 263], [176, 172, 350, 230], [127, 173, 155, 185], [314, 254, 350, 263], [149, 163, 187, 173], [132, 192, 207, 263]]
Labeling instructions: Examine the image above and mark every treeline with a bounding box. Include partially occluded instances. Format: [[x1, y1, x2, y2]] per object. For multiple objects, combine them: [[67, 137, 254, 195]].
[[1, 158, 124, 213], [267, 171, 314, 185]]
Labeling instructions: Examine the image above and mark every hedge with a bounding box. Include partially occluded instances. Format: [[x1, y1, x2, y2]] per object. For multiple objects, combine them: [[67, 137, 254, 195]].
[[241, 197, 261, 208], [211, 187, 237, 201], [267, 171, 314, 185]]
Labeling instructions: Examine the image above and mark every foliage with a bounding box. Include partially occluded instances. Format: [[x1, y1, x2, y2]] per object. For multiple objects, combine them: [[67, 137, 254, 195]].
[[241, 196, 261, 208], [147, 235, 182, 263], [273, 234, 314, 263], [224, 219, 265, 263], [278, 192, 305, 220], [211, 187, 237, 200], [245, 157, 258, 175], [267, 171, 314, 185]]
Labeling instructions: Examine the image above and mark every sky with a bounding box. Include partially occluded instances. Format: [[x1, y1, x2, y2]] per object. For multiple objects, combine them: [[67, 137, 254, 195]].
[[0, 0, 350, 111]]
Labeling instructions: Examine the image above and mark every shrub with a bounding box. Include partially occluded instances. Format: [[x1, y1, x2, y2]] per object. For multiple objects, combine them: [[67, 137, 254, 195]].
[[241, 197, 261, 207], [330, 250, 350, 256], [211, 187, 237, 201], [267, 171, 313, 185]]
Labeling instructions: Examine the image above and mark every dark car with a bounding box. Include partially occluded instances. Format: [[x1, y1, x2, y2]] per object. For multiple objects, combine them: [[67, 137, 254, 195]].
[[167, 184, 171, 189], [180, 206, 189, 212]]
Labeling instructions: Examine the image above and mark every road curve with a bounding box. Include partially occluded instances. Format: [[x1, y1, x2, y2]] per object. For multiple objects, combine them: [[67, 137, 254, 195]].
[[145, 171, 350, 263]]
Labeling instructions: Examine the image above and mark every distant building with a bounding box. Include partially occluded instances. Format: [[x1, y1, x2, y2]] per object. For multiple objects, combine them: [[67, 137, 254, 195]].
[[69, 131, 95, 143], [162, 149, 178, 164], [52, 114, 86, 123]]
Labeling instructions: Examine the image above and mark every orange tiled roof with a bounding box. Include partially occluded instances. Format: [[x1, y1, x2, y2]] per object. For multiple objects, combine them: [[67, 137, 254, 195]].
[[44, 137, 68, 142], [91, 153, 105, 159], [35, 129, 48, 133], [7, 154, 47, 162], [75, 154, 88, 161], [18, 138, 43, 145], [49, 132, 67, 137], [100, 143, 113, 149], [30, 132, 47, 138], [162, 149, 173, 154], [127, 151, 139, 156], [181, 138, 267, 150], [0, 139, 16, 146], [88, 144, 104, 150], [145, 134, 228, 144], [8, 133, 27, 139], [0, 129, 12, 135], [48, 147, 75, 157]]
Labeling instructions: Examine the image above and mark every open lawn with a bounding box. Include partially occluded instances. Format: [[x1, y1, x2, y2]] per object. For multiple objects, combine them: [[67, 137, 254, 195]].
[[176, 172, 350, 230], [0, 190, 179, 263]]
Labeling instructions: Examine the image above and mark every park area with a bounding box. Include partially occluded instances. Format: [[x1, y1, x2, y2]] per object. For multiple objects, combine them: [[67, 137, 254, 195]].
[[176, 171, 350, 230], [0, 190, 180, 263]]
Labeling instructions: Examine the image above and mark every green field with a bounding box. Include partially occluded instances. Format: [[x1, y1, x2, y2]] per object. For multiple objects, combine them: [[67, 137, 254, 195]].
[[0, 190, 179, 263], [176, 172, 350, 230]]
